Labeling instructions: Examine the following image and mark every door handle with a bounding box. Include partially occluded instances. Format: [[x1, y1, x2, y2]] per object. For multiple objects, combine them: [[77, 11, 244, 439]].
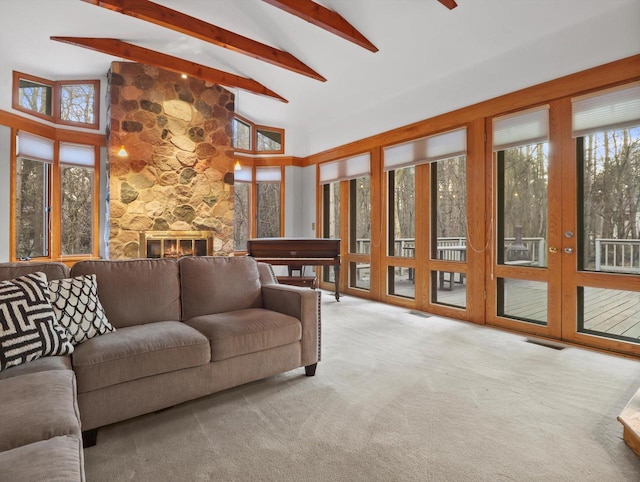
[[549, 247, 558, 253]]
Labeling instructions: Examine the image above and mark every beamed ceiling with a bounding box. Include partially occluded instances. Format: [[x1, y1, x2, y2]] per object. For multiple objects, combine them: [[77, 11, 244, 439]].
[[1, 0, 639, 156]]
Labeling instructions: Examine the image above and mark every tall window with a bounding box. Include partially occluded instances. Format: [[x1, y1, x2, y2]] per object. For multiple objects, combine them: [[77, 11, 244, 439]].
[[13, 71, 99, 129], [322, 181, 340, 282], [573, 83, 640, 275], [233, 166, 252, 250], [256, 167, 282, 238], [13, 131, 99, 260], [493, 107, 549, 268]]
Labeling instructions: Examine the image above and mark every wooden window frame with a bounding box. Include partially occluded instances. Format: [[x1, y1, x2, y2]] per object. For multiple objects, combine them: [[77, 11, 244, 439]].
[[232, 114, 285, 155], [5, 110, 103, 265], [12, 71, 100, 130]]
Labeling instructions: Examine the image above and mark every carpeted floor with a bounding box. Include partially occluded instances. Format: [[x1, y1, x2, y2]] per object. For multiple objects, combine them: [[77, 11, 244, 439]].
[[84, 292, 640, 481]]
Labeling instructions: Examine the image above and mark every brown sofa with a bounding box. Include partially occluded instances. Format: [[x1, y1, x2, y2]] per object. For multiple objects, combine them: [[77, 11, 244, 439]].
[[0, 256, 320, 481]]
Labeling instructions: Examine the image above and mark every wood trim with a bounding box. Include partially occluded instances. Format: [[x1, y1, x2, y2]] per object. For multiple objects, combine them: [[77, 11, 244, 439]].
[[304, 55, 640, 166], [0, 109, 106, 145], [81, 0, 325, 82], [234, 155, 305, 167], [262, 0, 378, 53], [438, 0, 458, 9], [9, 129, 17, 261], [280, 165, 286, 237], [50, 37, 288, 103], [254, 125, 285, 155], [12, 71, 55, 124]]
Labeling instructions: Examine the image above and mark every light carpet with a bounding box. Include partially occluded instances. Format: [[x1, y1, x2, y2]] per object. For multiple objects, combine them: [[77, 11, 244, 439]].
[[84, 293, 640, 481]]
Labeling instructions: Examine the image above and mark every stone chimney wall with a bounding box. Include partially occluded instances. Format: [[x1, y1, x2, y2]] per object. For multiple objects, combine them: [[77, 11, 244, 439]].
[[107, 62, 235, 258]]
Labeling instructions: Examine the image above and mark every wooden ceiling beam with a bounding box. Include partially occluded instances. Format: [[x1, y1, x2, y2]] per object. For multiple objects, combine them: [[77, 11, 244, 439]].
[[80, 0, 325, 81], [50, 37, 288, 103], [262, 0, 378, 53], [438, 0, 458, 10]]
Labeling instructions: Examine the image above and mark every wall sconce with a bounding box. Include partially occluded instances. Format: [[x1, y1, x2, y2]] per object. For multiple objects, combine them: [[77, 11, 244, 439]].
[[117, 144, 128, 157], [234, 160, 241, 171]]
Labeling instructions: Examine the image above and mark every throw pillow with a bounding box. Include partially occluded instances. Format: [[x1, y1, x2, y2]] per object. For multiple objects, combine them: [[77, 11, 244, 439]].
[[48, 274, 115, 345], [0, 272, 74, 371]]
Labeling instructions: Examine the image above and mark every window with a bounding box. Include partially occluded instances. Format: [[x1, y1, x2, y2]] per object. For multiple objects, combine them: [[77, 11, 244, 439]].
[[233, 165, 284, 250], [493, 107, 549, 268], [12, 71, 99, 129], [231, 115, 284, 154], [13, 130, 100, 260], [233, 166, 252, 250], [322, 181, 340, 283], [256, 167, 282, 238], [232, 117, 252, 151]]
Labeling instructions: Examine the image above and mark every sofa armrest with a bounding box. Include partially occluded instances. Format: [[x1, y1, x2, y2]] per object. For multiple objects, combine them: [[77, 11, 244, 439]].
[[261, 284, 320, 367]]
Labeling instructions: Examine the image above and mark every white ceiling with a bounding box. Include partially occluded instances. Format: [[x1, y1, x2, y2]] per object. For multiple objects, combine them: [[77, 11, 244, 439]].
[[1, 0, 639, 157]]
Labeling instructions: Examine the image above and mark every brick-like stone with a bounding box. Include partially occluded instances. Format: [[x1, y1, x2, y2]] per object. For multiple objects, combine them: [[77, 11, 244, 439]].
[[122, 100, 139, 112], [179, 168, 196, 184], [140, 100, 162, 114], [195, 143, 216, 158], [195, 99, 213, 119], [176, 151, 197, 167], [134, 74, 155, 91], [173, 205, 196, 224], [122, 85, 143, 100], [163, 99, 192, 122], [188, 127, 205, 143], [170, 135, 196, 152], [120, 182, 139, 204], [122, 121, 143, 133]]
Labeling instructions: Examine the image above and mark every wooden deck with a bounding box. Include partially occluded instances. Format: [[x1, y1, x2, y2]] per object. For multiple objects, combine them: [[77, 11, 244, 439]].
[[392, 274, 640, 341]]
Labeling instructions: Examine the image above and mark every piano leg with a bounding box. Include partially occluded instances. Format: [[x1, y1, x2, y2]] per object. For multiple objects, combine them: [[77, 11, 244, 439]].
[[335, 265, 341, 301]]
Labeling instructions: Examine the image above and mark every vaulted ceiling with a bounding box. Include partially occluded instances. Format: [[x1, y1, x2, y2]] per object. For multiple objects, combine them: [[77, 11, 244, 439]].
[[1, 0, 639, 156]]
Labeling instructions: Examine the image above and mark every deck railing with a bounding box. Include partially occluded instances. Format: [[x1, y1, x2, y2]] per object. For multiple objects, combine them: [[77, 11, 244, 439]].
[[595, 238, 640, 273]]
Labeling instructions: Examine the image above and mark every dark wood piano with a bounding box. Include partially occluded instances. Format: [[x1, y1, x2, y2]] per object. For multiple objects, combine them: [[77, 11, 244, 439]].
[[247, 238, 341, 301]]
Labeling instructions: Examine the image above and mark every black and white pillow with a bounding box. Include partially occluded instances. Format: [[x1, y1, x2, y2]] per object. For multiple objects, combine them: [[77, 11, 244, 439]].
[[0, 272, 74, 371], [48, 274, 115, 345]]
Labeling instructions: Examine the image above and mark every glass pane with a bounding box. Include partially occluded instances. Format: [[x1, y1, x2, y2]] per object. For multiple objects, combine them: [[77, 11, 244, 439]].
[[350, 176, 370, 254], [349, 262, 370, 290], [388, 266, 415, 299], [431, 270, 466, 308], [234, 182, 250, 250], [232, 118, 251, 150], [256, 128, 283, 152], [498, 278, 547, 325], [59, 83, 96, 125], [578, 287, 640, 343], [323, 182, 340, 283], [61, 165, 93, 255], [388, 167, 415, 257], [18, 78, 53, 116], [579, 127, 640, 275], [257, 182, 280, 237], [15, 158, 50, 259], [432, 156, 467, 259], [497, 144, 548, 267]]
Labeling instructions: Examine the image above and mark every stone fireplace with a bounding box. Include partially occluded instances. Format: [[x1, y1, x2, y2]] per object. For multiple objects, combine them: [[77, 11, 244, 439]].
[[140, 231, 212, 258], [106, 62, 235, 259]]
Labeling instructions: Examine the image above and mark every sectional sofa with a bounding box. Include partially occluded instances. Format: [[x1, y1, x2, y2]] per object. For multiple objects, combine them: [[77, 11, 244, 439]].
[[0, 256, 321, 481]]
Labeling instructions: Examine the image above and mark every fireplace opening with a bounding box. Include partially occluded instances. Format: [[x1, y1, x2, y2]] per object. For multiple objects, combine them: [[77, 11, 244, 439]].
[[140, 231, 212, 258]]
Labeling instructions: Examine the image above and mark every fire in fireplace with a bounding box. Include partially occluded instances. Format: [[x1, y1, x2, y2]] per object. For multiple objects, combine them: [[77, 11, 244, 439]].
[[140, 231, 213, 258]]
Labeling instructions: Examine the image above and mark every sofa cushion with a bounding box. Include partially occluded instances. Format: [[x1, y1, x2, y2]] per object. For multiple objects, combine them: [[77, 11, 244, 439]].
[[185, 308, 301, 362], [0, 435, 84, 482], [48, 274, 115, 345], [0, 370, 80, 452], [0, 355, 71, 382], [71, 259, 181, 328], [0, 262, 70, 282], [179, 256, 263, 320], [0, 273, 74, 371], [72, 321, 211, 392]]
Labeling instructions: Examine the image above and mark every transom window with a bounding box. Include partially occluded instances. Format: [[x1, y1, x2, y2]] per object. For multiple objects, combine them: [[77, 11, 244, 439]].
[[13, 71, 100, 129], [232, 115, 284, 154]]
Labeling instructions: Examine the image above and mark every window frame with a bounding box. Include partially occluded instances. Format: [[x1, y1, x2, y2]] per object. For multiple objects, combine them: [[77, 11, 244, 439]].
[[10, 125, 102, 263], [12, 71, 100, 130], [232, 114, 285, 155]]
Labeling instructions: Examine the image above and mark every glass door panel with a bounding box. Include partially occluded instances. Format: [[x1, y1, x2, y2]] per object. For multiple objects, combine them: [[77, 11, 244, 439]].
[[497, 144, 548, 268], [322, 182, 340, 283], [349, 176, 371, 291]]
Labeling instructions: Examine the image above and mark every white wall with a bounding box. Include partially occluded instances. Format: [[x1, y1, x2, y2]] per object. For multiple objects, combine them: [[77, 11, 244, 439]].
[[0, 126, 10, 262], [284, 165, 316, 238]]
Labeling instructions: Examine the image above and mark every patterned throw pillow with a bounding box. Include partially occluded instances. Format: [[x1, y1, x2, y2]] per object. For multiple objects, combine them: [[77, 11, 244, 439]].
[[48, 274, 115, 345], [0, 272, 74, 371]]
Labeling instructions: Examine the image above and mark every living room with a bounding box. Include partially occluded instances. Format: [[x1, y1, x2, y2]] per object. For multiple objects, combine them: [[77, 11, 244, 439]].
[[1, 1, 639, 480]]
